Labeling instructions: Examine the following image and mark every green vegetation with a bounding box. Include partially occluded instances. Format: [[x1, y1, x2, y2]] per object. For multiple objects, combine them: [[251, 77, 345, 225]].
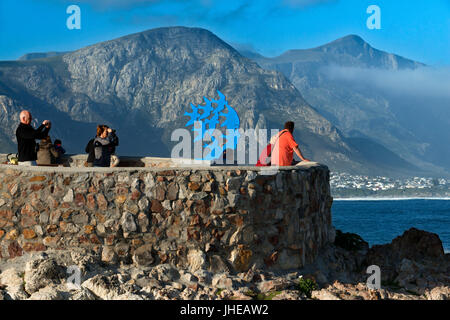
[[297, 277, 318, 298], [19, 271, 26, 286], [215, 288, 225, 296], [257, 291, 282, 300], [244, 289, 282, 300], [334, 229, 367, 251], [244, 289, 257, 298], [381, 279, 401, 290]]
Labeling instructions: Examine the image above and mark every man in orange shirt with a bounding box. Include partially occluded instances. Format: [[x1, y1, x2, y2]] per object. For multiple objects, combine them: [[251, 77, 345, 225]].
[[271, 121, 310, 166]]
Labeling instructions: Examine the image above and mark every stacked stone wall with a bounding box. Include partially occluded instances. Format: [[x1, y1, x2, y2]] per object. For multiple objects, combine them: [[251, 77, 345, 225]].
[[0, 163, 334, 273]]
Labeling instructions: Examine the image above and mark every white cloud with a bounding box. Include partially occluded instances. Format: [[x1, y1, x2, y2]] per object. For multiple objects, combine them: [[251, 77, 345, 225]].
[[322, 65, 450, 100]]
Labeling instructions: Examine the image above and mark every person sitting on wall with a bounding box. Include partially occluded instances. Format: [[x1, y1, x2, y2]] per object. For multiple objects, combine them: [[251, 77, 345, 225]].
[[15, 110, 52, 166], [36, 136, 60, 165], [53, 139, 66, 156], [108, 127, 120, 167], [85, 128, 98, 167], [270, 121, 310, 166], [53, 139, 66, 164], [93, 125, 119, 167]]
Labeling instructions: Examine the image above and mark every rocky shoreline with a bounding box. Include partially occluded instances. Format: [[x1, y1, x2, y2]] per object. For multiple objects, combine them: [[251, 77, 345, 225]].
[[1, 227, 448, 300]]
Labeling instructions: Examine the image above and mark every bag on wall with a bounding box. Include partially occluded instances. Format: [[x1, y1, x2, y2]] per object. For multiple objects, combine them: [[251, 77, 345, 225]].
[[256, 130, 287, 166], [256, 143, 272, 166], [7, 153, 18, 165]]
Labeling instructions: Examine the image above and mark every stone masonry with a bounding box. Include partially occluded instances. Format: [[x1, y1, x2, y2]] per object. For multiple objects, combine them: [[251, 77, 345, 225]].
[[0, 162, 334, 273]]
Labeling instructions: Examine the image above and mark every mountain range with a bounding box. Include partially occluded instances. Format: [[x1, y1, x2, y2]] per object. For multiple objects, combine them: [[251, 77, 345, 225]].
[[243, 35, 450, 177], [0, 27, 447, 177]]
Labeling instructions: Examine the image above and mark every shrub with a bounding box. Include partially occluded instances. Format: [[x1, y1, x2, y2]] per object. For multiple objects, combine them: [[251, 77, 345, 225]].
[[297, 277, 318, 298], [334, 229, 367, 251]]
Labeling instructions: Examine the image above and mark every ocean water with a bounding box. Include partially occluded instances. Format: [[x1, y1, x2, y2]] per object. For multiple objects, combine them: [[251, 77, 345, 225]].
[[331, 199, 450, 253]]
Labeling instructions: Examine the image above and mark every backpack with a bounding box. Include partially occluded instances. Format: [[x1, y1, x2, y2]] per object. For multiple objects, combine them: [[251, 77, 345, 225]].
[[256, 130, 287, 166]]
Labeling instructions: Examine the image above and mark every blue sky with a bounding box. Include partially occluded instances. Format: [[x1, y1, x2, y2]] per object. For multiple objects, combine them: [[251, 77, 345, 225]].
[[0, 0, 449, 65]]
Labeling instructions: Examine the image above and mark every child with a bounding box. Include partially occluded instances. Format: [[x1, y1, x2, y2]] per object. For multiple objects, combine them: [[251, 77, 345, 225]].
[[54, 139, 66, 156], [37, 136, 59, 165]]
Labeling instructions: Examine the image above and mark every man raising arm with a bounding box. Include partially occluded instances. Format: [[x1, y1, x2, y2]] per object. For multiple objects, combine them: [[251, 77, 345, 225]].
[[16, 110, 51, 165]]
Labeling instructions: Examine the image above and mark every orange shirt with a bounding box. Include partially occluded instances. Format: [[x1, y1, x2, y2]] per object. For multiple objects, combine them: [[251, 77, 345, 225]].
[[271, 130, 298, 166]]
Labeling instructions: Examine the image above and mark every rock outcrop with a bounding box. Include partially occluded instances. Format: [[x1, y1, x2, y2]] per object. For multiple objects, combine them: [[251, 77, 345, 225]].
[[0, 227, 448, 300]]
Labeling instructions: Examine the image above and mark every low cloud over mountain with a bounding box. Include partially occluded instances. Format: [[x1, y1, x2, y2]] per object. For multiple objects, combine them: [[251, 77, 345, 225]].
[[246, 35, 450, 176], [323, 65, 450, 100]]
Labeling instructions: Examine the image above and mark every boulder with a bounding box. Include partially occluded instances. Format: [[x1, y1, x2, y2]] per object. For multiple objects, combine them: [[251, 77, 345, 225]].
[[426, 286, 450, 300], [24, 258, 65, 294], [211, 273, 241, 290], [0, 268, 28, 300], [311, 288, 342, 300], [257, 279, 291, 293], [82, 274, 125, 300], [69, 287, 98, 300], [365, 228, 445, 281], [367, 228, 444, 263], [28, 285, 64, 300]]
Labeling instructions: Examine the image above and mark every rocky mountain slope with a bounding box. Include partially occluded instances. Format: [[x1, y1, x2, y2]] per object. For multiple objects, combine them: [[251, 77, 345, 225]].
[[0, 27, 434, 175], [247, 35, 450, 177]]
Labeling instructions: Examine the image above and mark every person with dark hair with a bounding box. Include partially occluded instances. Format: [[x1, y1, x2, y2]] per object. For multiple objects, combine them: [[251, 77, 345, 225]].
[[284, 121, 295, 133], [85, 139, 95, 167], [107, 127, 120, 167], [52, 139, 66, 165], [270, 121, 310, 166], [15, 110, 51, 166], [36, 136, 59, 165], [53, 139, 66, 156], [92, 125, 119, 167], [85, 125, 105, 167]]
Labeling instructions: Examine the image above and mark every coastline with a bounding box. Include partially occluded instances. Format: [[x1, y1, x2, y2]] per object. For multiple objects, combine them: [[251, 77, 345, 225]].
[[332, 197, 450, 253], [333, 197, 450, 201]]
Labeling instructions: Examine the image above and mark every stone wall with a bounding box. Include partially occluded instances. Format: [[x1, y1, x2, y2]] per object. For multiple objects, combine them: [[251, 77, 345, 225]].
[[0, 162, 334, 273], [0, 153, 211, 168]]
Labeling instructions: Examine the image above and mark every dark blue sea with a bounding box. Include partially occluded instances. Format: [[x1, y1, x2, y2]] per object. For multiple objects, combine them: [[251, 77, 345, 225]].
[[332, 199, 450, 253]]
